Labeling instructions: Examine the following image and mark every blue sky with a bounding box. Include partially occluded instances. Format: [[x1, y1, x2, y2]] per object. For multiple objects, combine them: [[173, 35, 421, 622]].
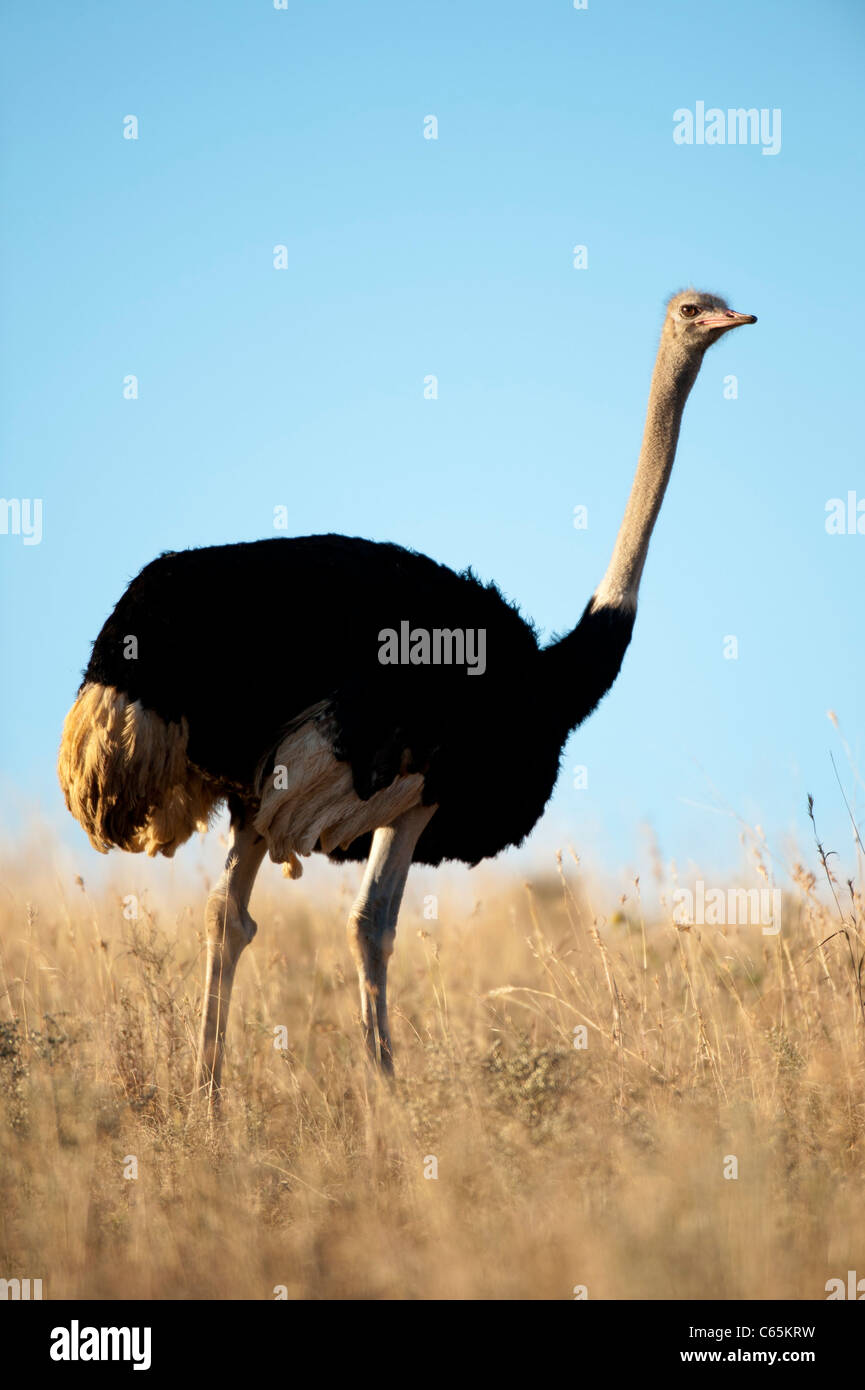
[[1, 0, 863, 895]]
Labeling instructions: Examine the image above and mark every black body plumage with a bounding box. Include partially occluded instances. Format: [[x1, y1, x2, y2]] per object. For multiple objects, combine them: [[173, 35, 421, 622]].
[[82, 535, 634, 866]]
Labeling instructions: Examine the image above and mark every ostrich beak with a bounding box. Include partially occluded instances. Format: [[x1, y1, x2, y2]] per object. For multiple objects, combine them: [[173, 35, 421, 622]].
[[696, 308, 758, 329]]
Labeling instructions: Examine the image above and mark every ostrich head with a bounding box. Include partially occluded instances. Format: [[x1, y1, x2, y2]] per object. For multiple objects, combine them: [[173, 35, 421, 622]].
[[663, 288, 757, 356]]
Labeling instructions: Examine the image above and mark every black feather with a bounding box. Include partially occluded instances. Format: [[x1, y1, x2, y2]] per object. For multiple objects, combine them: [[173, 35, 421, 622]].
[[82, 535, 634, 866]]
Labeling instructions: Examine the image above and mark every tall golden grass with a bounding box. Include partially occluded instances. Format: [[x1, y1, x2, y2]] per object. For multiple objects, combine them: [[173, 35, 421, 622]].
[[0, 821, 862, 1300]]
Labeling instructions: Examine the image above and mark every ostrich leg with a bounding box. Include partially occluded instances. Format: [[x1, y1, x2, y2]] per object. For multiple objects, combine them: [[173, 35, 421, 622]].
[[346, 803, 436, 1072], [195, 800, 267, 1100]]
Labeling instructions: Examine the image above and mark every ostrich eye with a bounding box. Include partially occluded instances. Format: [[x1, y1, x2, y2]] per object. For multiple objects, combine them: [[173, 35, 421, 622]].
[[680, 304, 699, 318]]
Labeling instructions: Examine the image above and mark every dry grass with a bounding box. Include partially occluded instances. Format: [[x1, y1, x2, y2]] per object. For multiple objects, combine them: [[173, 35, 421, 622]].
[[0, 828, 863, 1301]]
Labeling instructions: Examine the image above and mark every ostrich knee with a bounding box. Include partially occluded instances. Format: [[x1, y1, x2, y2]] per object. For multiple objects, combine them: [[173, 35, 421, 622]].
[[345, 806, 437, 1073], [205, 884, 258, 962], [194, 815, 266, 1101]]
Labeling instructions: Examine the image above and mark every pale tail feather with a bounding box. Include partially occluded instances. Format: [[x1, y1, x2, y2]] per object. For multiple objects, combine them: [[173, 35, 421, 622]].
[[58, 682, 221, 857]]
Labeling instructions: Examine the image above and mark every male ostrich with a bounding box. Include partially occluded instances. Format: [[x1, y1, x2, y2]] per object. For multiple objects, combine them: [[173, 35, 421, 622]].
[[59, 290, 756, 1094]]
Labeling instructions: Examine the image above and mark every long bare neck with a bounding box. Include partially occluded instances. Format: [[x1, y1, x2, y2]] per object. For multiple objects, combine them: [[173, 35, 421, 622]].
[[540, 332, 704, 738], [591, 341, 700, 613]]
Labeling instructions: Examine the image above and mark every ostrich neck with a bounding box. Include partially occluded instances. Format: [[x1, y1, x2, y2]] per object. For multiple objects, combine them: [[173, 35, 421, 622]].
[[591, 345, 700, 612]]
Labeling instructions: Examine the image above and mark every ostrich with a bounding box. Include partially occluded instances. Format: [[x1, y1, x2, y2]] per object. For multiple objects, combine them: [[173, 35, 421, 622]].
[[58, 289, 756, 1094]]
